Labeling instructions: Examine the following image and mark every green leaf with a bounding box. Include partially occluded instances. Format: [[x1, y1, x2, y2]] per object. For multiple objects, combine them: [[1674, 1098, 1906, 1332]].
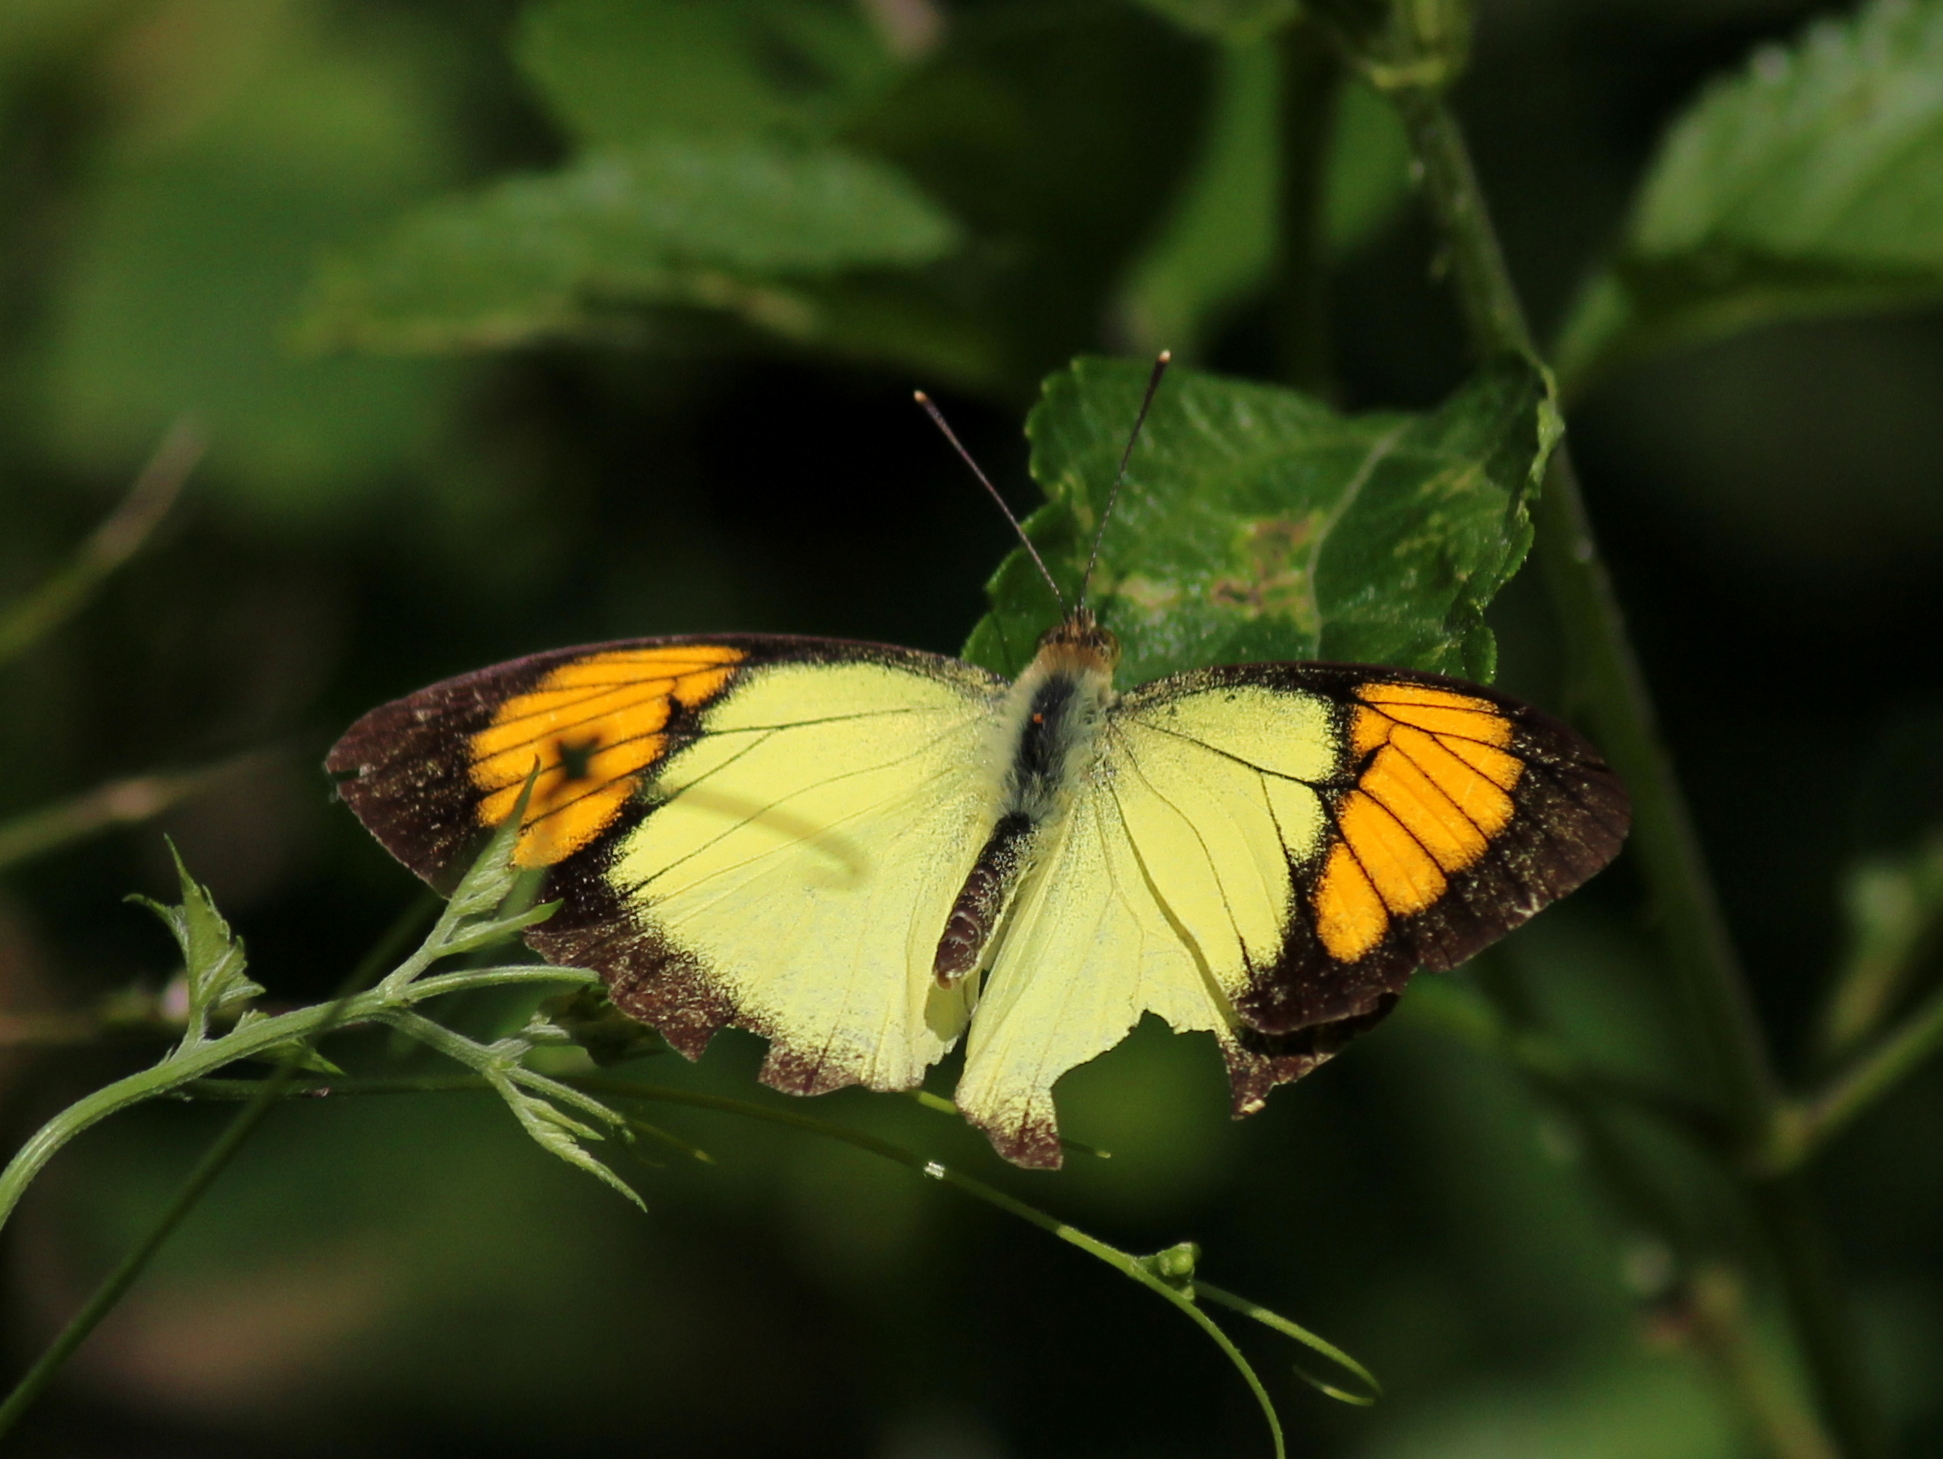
[[1556, 0, 1943, 392], [130, 846, 264, 1047], [963, 354, 1559, 687], [301, 137, 959, 355], [490, 1072, 644, 1210], [516, 0, 899, 146]]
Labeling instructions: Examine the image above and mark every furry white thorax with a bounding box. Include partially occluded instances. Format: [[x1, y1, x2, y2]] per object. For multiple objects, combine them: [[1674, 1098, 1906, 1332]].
[[994, 645, 1116, 827]]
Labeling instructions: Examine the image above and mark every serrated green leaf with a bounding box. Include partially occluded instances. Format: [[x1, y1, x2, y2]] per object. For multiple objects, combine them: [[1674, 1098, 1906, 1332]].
[[130, 846, 264, 1045], [517, 0, 899, 146], [1557, 0, 1943, 391], [301, 138, 959, 355], [963, 355, 1557, 687], [492, 1076, 645, 1210]]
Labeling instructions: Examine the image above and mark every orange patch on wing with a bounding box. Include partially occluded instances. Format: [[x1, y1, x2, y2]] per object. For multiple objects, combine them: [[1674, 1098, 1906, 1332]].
[[1439, 733, 1522, 792], [470, 645, 744, 867], [1361, 744, 1489, 872], [1357, 682, 1513, 746], [1317, 679, 1552, 962], [1337, 789, 1447, 915], [1314, 843, 1388, 961], [1350, 704, 1390, 757], [1389, 725, 1516, 837]]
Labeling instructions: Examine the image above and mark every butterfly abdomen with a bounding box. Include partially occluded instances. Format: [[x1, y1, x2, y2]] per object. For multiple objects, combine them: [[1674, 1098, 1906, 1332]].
[[934, 811, 1034, 983], [933, 627, 1118, 986]]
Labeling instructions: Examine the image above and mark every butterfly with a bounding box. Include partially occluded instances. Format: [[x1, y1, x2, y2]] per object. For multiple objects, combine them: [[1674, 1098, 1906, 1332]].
[[326, 365, 1629, 1168]]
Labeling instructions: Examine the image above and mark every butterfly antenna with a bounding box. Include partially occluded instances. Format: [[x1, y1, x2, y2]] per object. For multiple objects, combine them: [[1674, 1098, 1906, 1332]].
[[914, 390, 1065, 613], [1079, 350, 1170, 609]]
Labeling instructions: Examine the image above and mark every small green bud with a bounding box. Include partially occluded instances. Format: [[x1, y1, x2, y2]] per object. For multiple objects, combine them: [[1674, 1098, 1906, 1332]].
[[1141, 1241, 1202, 1292]]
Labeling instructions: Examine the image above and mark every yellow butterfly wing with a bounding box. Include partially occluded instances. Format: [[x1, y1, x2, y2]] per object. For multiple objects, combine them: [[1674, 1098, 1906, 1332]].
[[327, 636, 1006, 1097], [953, 664, 1628, 1167]]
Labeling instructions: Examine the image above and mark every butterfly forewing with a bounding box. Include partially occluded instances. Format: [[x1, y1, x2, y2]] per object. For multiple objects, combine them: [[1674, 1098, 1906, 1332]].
[[327, 636, 1008, 1096]]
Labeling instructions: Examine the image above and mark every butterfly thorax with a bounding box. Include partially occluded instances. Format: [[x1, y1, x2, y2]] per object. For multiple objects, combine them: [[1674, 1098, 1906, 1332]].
[[932, 610, 1120, 986]]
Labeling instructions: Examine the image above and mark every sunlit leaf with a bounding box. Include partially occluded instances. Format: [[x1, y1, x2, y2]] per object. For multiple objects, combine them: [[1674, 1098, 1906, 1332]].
[[301, 138, 959, 354], [964, 354, 1558, 686], [516, 0, 899, 145], [1556, 0, 1943, 392]]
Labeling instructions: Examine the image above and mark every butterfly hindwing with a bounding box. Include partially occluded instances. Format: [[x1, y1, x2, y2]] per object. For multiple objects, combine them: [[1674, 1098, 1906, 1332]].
[[327, 636, 1007, 1095], [951, 662, 1628, 1166]]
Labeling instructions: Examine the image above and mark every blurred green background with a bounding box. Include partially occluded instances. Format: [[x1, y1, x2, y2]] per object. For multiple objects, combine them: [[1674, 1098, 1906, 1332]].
[[1, 0, 1940, 1455]]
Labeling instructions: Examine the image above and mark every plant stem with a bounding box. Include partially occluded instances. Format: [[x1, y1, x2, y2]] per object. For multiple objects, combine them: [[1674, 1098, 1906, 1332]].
[[1274, 15, 1342, 397], [1384, 81, 1885, 1459], [0, 911, 437, 1442], [0, 420, 201, 668], [1389, 81, 1781, 1134], [0, 967, 595, 1235], [0, 1069, 287, 1440], [1683, 1265, 1839, 1459], [0, 752, 274, 874], [1768, 978, 1943, 1172], [181, 1070, 1382, 1435]]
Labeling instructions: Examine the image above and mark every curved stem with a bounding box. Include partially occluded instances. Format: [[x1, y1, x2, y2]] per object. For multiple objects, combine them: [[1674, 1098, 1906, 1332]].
[[0, 1058, 296, 1440], [181, 1069, 1383, 1444], [1767, 979, 1943, 1173], [0, 420, 201, 669], [1382, 79, 1884, 1459], [0, 965, 595, 1236], [0, 1003, 331, 1232]]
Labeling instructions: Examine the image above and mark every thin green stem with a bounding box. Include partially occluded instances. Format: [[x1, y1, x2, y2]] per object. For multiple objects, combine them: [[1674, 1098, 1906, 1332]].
[[574, 1081, 1298, 1454], [1380, 77, 1884, 1459], [0, 1076, 282, 1439], [0, 1004, 330, 1233], [1768, 979, 1943, 1173], [1390, 87, 1781, 1133], [0, 752, 273, 874], [1195, 1281, 1380, 1405], [0, 420, 201, 668], [1683, 1265, 1839, 1459], [0, 903, 414, 1442], [179, 1069, 1379, 1442], [0, 965, 590, 1235]]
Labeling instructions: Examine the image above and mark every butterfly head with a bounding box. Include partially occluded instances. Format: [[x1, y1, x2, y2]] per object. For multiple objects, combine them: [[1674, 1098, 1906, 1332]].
[[1036, 607, 1120, 677]]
